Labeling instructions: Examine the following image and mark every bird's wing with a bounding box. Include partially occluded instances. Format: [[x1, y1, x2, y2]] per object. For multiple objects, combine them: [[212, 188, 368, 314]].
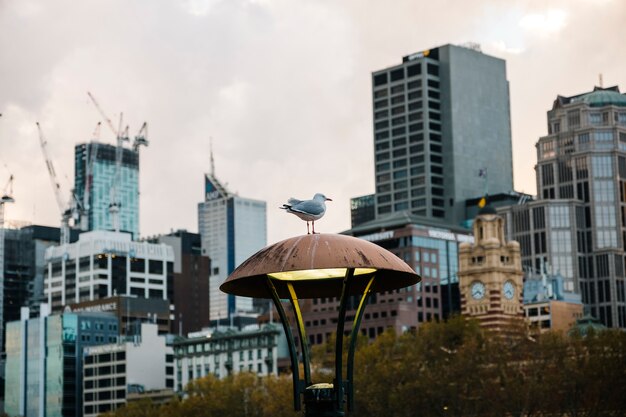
[[292, 200, 325, 216], [287, 197, 303, 205]]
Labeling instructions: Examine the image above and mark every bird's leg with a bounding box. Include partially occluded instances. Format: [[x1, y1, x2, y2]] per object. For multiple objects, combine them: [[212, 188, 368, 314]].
[[312, 221, 316, 234], [307, 222, 310, 234]]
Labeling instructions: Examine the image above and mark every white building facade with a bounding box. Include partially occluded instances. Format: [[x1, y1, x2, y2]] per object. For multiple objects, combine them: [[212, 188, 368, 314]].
[[82, 323, 174, 416], [44, 230, 174, 312], [198, 174, 267, 321], [173, 324, 282, 392]]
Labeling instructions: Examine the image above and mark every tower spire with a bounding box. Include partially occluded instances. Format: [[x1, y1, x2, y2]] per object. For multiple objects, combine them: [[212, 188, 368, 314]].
[[210, 137, 215, 178]]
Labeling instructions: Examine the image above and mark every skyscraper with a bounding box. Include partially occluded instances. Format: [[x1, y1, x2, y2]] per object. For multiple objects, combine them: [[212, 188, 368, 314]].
[[500, 86, 626, 328], [74, 142, 140, 239], [198, 173, 267, 322], [369, 44, 514, 226]]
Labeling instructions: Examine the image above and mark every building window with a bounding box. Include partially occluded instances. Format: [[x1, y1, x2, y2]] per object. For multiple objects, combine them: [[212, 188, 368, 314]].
[[592, 156, 613, 178], [375, 110, 388, 120], [540, 141, 556, 159], [390, 68, 404, 81], [374, 99, 388, 109], [374, 89, 387, 98], [374, 73, 388, 86], [595, 130, 614, 150], [568, 110, 581, 128], [589, 113, 602, 125], [407, 64, 421, 77]]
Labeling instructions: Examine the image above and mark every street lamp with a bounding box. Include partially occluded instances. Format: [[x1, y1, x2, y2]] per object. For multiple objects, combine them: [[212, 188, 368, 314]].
[[220, 233, 419, 416]]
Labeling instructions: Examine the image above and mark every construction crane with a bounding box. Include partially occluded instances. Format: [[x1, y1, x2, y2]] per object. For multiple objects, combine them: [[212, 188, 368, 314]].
[[0, 174, 15, 228], [87, 92, 149, 234], [36, 122, 74, 245], [92, 121, 102, 141], [87, 92, 123, 140], [133, 122, 149, 151], [0, 174, 14, 352], [87, 92, 125, 231], [0, 113, 13, 351]]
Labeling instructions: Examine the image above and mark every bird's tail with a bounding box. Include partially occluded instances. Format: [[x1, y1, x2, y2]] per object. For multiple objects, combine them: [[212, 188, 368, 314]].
[[279, 204, 291, 210]]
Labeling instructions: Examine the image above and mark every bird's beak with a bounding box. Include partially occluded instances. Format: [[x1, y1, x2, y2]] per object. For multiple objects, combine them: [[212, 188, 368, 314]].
[[326, 198, 333, 201]]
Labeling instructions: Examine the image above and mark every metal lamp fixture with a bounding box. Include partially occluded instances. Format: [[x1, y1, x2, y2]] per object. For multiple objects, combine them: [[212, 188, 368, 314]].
[[220, 233, 420, 416]]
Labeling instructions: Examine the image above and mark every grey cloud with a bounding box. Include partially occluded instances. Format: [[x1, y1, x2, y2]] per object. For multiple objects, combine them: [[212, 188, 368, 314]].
[[0, 0, 624, 243]]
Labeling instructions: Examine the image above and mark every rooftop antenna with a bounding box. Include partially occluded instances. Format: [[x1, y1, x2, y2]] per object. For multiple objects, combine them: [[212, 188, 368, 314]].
[[599, 73, 604, 88], [209, 137, 215, 178]]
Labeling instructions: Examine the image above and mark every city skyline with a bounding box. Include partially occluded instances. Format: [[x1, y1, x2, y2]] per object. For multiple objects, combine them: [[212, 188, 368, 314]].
[[0, 0, 625, 244]]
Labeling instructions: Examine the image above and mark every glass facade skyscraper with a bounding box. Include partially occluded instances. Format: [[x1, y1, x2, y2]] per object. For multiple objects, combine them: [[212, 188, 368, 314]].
[[198, 174, 267, 322], [74, 143, 140, 239]]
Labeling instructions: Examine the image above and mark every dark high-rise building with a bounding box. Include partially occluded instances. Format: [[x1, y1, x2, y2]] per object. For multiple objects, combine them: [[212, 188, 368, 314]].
[[369, 44, 513, 226], [500, 86, 626, 328], [1, 225, 79, 352], [157, 230, 211, 335]]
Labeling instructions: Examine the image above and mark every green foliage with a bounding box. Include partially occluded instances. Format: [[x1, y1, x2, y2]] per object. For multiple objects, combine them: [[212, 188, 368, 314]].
[[104, 318, 626, 417]]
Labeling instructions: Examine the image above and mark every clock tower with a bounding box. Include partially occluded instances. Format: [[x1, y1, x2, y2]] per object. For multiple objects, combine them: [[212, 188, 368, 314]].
[[458, 205, 524, 332]]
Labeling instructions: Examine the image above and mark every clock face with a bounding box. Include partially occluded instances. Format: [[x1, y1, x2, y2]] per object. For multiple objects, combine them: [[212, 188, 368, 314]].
[[503, 281, 515, 300], [470, 281, 486, 300]]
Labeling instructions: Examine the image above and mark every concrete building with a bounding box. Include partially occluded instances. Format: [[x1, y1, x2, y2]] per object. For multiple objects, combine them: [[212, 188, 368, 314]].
[[298, 212, 472, 346], [198, 173, 266, 323], [44, 230, 174, 314], [82, 323, 173, 416], [74, 142, 141, 239], [155, 230, 211, 336], [458, 206, 524, 332], [172, 324, 283, 391], [523, 272, 583, 333], [367, 43, 513, 226], [4, 306, 119, 417], [500, 86, 626, 328]]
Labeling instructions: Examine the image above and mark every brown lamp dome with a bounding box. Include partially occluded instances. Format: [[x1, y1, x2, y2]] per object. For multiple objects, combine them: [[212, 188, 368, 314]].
[[220, 233, 420, 299]]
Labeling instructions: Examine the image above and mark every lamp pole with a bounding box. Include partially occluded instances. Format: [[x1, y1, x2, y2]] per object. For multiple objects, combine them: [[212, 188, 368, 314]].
[[221, 233, 420, 416]]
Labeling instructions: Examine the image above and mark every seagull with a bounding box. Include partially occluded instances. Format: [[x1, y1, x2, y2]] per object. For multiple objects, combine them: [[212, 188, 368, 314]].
[[280, 193, 332, 234]]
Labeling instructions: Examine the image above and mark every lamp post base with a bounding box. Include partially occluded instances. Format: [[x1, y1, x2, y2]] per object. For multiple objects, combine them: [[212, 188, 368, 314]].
[[304, 383, 344, 417]]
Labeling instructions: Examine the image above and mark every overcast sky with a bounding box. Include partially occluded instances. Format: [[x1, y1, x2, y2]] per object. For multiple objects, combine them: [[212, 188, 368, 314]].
[[0, 0, 624, 244]]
